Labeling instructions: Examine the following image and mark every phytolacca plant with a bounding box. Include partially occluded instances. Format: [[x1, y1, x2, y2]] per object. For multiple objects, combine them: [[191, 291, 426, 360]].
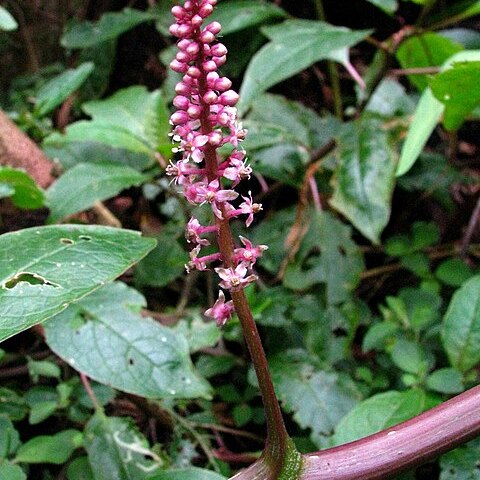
[[166, 2, 480, 479]]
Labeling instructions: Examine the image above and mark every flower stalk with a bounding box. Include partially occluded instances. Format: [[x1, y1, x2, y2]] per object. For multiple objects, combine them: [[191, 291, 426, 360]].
[[167, 1, 298, 476]]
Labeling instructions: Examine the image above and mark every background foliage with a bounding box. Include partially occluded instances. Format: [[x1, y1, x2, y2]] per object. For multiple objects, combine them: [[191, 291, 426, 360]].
[[0, 0, 479, 479]]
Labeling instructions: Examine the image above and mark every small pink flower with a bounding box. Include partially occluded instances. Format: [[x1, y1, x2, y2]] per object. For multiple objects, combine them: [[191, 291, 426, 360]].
[[205, 290, 235, 326], [215, 263, 257, 291], [223, 154, 252, 186], [233, 236, 268, 267], [186, 245, 222, 273], [186, 217, 210, 246], [196, 179, 238, 219], [239, 192, 263, 227]]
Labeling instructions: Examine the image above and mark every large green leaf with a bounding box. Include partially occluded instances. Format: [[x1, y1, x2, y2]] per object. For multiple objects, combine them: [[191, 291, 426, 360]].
[[0, 167, 45, 209], [44, 282, 211, 399], [61, 9, 157, 49], [330, 118, 397, 244], [151, 469, 226, 480], [44, 86, 171, 158], [0, 464, 25, 480], [430, 61, 480, 130], [84, 413, 161, 480], [333, 390, 426, 446], [209, 0, 286, 35], [270, 352, 359, 438], [396, 33, 463, 91], [238, 20, 371, 114], [283, 211, 364, 304], [15, 430, 83, 464], [0, 225, 156, 343], [442, 275, 480, 372], [46, 162, 146, 222], [35, 63, 94, 116], [0, 7, 17, 31]]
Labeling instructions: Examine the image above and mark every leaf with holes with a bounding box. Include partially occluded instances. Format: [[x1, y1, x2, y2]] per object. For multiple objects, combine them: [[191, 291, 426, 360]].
[[46, 162, 146, 222], [44, 282, 211, 399], [0, 225, 156, 343]]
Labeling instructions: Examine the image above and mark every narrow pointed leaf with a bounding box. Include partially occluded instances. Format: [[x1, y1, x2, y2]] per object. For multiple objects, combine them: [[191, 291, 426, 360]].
[[0, 225, 156, 343], [238, 20, 371, 114]]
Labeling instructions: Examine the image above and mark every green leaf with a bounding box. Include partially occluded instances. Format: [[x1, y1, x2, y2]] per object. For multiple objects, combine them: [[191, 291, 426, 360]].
[[171, 316, 221, 353], [0, 464, 26, 480], [396, 33, 463, 91], [283, 211, 364, 304], [365, 0, 398, 14], [46, 86, 170, 157], [0, 388, 28, 421], [440, 437, 480, 480], [15, 429, 83, 464], [67, 457, 95, 480], [430, 61, 480, 130], [390, 339, 428, 375], [396, 88, 444, 176], [0, 225, 156, 343], [435, 258, 474, 287], [397, 50, 480, 176], [27, 358, 61, 380], [428, 0, 480, 28], [442, 275, 480, 372], [330, 118, 397, 244], [150, 468, 226, 480], [0, 7, 18, 31], [0, 415, 20, 458], [209, 0, 286, 35], [365, 79, 415, 117], [270, 352, 359, 437], [238, 20, 371, 114], [333, 390, 426, 446], [243, 94, 340, 186], [28, 401, 58, 425], [0, 167, 45, 209], [134, 234, 187, 288], [42, 140, 153, 172], [84, 413, 161, 480], [362, 322, 399, 352], [46, 162, 146, 222], [35, 62, 94, 116], [44, 282, 211, 399], [426, 368, 464, 394], [61, 9, 157, 49]]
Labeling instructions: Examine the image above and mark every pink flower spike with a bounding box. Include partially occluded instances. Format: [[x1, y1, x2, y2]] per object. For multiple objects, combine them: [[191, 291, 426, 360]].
[[205, 290, 235, 327], [215, 263, 258, 291]]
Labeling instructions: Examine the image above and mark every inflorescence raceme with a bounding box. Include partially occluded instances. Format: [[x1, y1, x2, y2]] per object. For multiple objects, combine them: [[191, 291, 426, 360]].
[[167, 0, 267, 327]]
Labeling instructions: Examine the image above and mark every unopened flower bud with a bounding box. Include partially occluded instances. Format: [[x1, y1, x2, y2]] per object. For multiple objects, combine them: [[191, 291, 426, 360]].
[[206, 21, 222, 34], [203, 60, 217, 72], [211, 43, 227, 57], [170, 59, 188, 73], [214, 77, 232, 92], [203, 90, 218, 104], [170, 111, 189, 125], [173, 95, 190, 110], [200, 30, 215, 43], [219, 90, 240, 106], [187, 66, 201, 78]]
